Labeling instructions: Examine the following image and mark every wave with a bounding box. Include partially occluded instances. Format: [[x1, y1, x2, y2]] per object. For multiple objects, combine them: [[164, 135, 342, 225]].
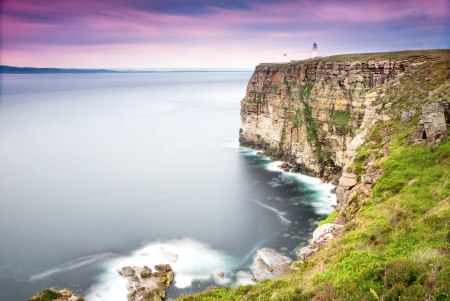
[[251, 199, 291, 225], [30, 253, 115, 281], [84, 238, 241, 301]]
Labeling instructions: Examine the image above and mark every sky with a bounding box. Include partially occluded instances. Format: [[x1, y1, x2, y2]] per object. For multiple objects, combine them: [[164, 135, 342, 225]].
[[1, 0, 449, 68]]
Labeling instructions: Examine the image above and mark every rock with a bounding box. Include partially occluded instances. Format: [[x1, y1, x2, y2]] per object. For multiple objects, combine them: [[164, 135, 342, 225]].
[[140, 268, 152, 278], [422, 103, 448, 141], [333, 215, 347, 225], [120, 264, 174, 301], [385, 102, 392, 108], [239, 59, 403, 178], [298, 224, 343, 260], [339, 173, 358, 189], [251, 249, 291, 281], [401, 109, 416, 123], [361, 169, 383, 185], [408, 179, 418, 186], [122, 266, 135, 277], [378, 115, 391, 122], [28, 289, 84, 301], [216, 272, 224, 279]]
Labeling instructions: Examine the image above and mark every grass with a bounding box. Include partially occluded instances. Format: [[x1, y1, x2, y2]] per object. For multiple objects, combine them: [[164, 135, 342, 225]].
[[259, 49, 450, 68], [178, 56, 450, 300]]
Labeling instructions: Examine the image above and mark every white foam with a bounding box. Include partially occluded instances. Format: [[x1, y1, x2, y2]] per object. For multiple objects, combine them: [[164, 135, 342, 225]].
[[240, 147, 336, 215], [252, 200, 291, 225], [85, 238, 239, 301], [30, 253, 115, 280]]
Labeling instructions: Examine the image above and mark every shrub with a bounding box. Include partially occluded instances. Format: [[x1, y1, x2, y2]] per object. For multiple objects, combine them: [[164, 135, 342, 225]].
[[384, 259, 418, 288], [383, 283, 407, 301]]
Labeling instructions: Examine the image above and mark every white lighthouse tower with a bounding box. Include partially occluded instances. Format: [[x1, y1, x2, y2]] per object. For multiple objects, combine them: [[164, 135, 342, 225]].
[[312, 42, 318, 58], [283, 54, 289, 62]]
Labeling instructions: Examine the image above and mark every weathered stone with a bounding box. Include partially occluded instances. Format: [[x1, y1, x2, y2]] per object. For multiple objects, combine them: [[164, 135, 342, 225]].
[[339, 173, 358, 189], [120, 265, 173, 301], [140, 268, 152, 278], [422, 103, 447, 141], [401, 109, 416, 123], [251, 249, 291, 281], [122, 266, 135, 277], [298, 224, 343, 260], [216, 272, 224, 279], [408, 179, 418, 186]]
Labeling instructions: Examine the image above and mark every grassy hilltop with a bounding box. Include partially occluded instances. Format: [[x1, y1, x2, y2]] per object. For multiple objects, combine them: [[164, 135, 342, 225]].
[[177, 50, 450, 300]]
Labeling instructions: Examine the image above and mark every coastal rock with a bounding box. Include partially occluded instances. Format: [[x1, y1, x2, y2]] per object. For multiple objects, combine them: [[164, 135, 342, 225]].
[[28, 289, 84, 301], [422, 103, 448, 141], [251, 249, 291, 281], [339, 173, 358, 189], [239, 59, 404, 178], [120, 264, 174, 301], [297, 224, 343, 260]]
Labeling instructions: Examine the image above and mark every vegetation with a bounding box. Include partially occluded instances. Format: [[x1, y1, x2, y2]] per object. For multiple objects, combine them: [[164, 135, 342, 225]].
[[178, 56, 450, 300], [259, 49, 450, 69], [27, 289, 85, 301]]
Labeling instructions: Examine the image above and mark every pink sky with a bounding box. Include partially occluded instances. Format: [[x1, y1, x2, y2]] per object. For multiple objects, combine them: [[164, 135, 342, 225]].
[[1, 0, 449, 68]]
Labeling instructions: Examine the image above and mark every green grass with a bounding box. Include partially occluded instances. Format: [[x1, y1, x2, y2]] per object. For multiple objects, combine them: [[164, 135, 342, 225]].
[[259, 49, 450, 68]]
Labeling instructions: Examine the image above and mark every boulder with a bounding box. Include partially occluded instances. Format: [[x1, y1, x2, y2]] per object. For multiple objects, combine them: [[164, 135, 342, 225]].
[[401, 109, 416, 123], [298, 224, 343, 260], [251, 249, 291, 281], [339, 173, 358, 189], [120, 264, 173, 301], [122, 266, 135, 277], [422, 103, 448, 141]]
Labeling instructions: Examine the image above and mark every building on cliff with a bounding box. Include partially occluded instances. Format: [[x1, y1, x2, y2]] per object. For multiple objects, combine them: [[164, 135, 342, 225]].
[[312, 42, 318, 58]]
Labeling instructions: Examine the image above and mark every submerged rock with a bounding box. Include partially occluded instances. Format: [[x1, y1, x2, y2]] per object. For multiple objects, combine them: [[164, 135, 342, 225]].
[[251, 248, 291, 281]]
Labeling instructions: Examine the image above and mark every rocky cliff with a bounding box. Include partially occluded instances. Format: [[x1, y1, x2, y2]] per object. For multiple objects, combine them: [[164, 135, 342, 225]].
[[239, 56, 412, 183], [183, 49, 450, 301]]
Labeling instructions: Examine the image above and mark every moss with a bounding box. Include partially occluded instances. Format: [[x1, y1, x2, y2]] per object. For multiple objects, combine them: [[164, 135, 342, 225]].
[[318, 210, 339, 226], [28, 289, 62, 301]]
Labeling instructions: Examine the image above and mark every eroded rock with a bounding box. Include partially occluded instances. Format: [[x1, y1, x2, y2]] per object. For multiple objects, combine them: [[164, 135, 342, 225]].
[[422, 103, 448, 141], [297, 224, 343, 260], [251, 249, 291, 281], [120, 264, 173, 301], [339, 173, 358, 189]]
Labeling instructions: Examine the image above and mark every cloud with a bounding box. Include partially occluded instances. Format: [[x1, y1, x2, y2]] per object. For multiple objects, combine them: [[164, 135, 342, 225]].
[[1, 0, 448, 68]]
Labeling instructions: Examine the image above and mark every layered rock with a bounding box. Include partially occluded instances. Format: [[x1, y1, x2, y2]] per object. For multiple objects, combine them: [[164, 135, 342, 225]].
[[239, 59, 407, 182]]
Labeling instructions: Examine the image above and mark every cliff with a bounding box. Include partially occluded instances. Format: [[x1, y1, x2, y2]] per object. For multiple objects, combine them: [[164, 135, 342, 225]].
[[238, 50, 447, 184], [180, 49, 450, 301]]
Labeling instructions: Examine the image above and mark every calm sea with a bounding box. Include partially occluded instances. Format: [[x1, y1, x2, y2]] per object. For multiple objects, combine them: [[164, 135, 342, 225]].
[[0, 72, 334, 300]]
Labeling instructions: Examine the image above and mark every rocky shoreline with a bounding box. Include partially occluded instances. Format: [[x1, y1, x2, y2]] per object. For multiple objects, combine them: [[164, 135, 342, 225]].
[[119, 264, 174, 301]]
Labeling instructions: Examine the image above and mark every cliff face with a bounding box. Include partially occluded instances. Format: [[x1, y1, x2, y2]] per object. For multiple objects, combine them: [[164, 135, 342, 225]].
[[239, 59, 407, 182]]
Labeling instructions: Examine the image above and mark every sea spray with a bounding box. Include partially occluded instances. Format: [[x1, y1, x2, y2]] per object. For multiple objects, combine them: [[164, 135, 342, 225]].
[[85, 238, 240, 300]]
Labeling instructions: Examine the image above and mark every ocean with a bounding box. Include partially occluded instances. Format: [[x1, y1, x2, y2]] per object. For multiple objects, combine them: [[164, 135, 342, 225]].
[[0, 72, 334, 300]]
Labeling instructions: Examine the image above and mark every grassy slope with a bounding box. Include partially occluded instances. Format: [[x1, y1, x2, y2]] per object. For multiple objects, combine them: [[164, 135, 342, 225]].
[[259, 49, 450, 69], [177, 55, 450, 300]]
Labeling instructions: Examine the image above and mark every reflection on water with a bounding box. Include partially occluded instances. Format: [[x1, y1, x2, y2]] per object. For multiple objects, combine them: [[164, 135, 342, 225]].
[[0, 72, 334, 301]]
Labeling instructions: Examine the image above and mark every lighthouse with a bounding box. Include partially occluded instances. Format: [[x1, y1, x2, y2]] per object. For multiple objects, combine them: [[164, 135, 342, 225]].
[[283, 54, 289, 62], [312, 42, 318, 58]]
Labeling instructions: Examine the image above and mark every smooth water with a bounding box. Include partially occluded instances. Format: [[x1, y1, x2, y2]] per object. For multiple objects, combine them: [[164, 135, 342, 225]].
[[0, 72, 335, 301]]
